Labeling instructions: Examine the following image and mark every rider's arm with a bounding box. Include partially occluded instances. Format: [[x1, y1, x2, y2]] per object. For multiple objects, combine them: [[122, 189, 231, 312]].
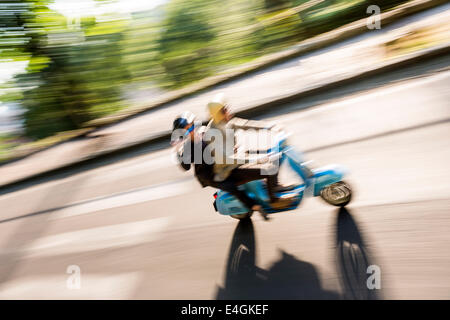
[[179, 157, 191, 171], [176, 140, 192, 171]]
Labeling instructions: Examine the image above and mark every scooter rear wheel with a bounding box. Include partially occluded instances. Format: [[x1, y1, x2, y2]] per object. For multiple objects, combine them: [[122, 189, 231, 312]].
[[320, 181, 352, 207]]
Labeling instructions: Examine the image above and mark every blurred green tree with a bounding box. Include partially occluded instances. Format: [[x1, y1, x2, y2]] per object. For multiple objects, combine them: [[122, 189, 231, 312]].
[[0, 0, 413, 142], [1, 1, 131, 139], [264, 0, 293, 12], [121, 8, 166, 88], [155, 0, 217, 88]]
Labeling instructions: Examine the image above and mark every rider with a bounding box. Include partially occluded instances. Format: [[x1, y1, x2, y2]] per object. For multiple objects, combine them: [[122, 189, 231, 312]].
[[171, 111, 262, 212], [205, 93, 296, 209]]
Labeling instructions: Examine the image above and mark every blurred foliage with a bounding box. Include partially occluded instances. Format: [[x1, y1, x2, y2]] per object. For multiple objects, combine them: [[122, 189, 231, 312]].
[[1, 1, 131, 139], [155, 0, 217, 88], [385, 23, 450, 58], [0, 0, 410, 142], [0, 132, 20, 161]]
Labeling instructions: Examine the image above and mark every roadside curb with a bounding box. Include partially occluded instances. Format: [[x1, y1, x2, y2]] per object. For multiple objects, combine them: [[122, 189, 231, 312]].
[[236, 43, 450, 118], [0, 42, 448, 192]]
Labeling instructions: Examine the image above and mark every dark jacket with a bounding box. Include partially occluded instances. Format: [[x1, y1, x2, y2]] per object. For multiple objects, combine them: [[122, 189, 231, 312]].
[[177, 135, 214, 187]]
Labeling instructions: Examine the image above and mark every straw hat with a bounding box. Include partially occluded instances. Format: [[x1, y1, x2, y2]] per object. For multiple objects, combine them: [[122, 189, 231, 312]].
[[207, 93, 228, 123]]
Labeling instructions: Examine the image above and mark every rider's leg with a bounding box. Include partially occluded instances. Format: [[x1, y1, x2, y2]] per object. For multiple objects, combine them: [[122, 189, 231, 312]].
[[208, 179, 258, 211], [228, 167, 294, 207]]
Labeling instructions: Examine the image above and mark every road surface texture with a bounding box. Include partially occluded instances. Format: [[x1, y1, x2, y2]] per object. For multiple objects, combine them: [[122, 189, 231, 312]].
[[0, 55, 449, 299]]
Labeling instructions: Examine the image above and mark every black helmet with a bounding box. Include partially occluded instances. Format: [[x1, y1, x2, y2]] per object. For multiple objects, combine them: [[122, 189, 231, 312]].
[[171, 111, 197, 146], [172, 111, 196, 132]]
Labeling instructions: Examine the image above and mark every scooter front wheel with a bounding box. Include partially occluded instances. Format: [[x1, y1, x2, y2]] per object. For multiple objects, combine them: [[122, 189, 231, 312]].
[[320, 181, 352, 207]]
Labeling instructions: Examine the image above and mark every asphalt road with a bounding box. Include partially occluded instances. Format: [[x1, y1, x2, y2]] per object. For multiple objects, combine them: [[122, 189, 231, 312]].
[[0, 66, 449, 299]]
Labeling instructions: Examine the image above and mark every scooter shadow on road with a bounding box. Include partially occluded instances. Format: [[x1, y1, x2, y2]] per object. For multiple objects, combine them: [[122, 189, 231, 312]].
[[215, 218, 339, 299], [335, 207, 380, 300]]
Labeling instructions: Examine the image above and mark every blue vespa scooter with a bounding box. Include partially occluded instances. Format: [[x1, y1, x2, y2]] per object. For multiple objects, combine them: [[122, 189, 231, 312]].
[[212, 131, 352, 220]]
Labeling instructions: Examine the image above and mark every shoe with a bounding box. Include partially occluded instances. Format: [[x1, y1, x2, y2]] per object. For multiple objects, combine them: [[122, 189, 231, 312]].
[[270, 195, 296, 209], [251, 204, 262, 212], [274, 184, 297, 192]]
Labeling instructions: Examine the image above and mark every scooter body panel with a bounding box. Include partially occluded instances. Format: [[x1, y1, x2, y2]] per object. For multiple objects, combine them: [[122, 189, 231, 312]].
[[311, 164, 347, 196], [213, 136, 348, 216], [215, 181, 305, 216]]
